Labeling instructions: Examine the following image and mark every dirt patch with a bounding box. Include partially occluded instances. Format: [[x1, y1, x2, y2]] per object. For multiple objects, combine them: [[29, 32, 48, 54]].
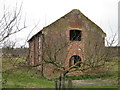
[[72, 79, 118, 86]]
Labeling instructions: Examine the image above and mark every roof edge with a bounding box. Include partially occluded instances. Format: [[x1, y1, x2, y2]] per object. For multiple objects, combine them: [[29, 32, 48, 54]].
[[28, 9, 106, 41]]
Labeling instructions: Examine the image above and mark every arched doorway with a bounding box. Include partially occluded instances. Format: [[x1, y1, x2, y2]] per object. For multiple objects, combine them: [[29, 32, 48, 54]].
[[69, 55, 81, 67]]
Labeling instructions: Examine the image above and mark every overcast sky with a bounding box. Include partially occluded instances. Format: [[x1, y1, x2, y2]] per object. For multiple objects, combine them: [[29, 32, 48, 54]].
[[0, 0, 119, 47]]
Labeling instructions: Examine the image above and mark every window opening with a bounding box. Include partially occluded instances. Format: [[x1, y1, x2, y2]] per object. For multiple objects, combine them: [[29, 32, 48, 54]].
[[70, 30, 81, 41]]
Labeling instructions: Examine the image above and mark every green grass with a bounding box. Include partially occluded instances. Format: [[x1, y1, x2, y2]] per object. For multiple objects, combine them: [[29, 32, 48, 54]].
[[2, 57, 55, 88], [2, 57, 118, 88], [65, 62, 118, 80], [3, 68, 55, 88]]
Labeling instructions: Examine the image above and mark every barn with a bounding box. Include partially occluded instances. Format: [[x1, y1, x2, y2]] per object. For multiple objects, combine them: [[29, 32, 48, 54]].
[[28, 9, 106, 78]]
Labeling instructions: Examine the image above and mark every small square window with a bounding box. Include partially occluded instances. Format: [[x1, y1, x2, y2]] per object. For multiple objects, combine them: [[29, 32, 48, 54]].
[[70, 30, 81, 41]]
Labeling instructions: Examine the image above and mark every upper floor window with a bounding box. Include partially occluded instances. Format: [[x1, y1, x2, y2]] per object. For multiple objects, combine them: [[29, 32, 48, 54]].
[[70, 30, 81, 41]]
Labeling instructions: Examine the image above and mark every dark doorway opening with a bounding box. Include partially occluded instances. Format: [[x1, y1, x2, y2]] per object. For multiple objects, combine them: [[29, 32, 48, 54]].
[[69, 55, 81, 67]]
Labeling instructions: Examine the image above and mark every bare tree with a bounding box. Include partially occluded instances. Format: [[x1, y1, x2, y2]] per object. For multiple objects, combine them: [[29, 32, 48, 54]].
[[26, 25, 120, 89], [3, 39, 17, 49], [30, 30, 112, 89], [0, 3, 26, 43], [27, 10, 118, 88], [1, 3, 27, 87]]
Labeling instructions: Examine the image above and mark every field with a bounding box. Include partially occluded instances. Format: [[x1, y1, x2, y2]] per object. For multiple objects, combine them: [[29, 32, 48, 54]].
[[2, 57, 54, 88], [2, 57, 119, 88], [3, 68, 54, 88]]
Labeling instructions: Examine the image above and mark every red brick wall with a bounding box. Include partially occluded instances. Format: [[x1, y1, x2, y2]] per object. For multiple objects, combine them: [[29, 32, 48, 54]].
[[30, 38, 35, 65], [28, 10, 106, 78], [28, 33, 43, 66]]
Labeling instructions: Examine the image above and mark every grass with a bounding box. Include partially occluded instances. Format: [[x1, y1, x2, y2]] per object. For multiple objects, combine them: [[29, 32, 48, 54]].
[[3, 68, 55, 88], [66, 61, 118, 80], [72, 61, 119, 88], [2, 57, 55, 88], [2, 57, 118, 88]]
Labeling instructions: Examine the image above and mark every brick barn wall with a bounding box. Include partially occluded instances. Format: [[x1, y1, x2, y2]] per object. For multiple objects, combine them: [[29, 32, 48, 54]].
[[28, 10, 106, 78], [28, 38, 35, 65]]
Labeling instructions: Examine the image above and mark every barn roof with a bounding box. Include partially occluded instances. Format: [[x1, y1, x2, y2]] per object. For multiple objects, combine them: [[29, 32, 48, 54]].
[[28, 9, 106, 42]]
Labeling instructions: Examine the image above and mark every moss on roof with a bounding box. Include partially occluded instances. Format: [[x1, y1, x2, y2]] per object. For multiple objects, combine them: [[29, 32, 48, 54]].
[[28, 9, 106, 42]]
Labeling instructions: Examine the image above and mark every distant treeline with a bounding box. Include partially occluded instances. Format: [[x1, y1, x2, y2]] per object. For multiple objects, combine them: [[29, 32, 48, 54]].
[[2, 46, 120, 59], [2, 48, 28, 58], [106, 46, 120, 57]]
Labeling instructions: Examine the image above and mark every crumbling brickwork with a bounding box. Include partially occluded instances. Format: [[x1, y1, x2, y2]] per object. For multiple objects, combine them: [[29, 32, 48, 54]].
[[28, 9, 106, 78]]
